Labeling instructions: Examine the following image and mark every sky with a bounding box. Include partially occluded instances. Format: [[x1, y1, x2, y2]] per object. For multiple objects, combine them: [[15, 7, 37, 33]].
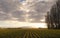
[[0, 0, 56, 28]]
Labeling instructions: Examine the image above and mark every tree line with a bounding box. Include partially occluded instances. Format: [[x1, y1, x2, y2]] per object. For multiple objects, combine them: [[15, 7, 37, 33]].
[[45, 0, 60, 29]]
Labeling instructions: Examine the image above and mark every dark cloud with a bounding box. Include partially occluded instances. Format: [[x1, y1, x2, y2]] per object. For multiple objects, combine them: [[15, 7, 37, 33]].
[[11, 10, 26, 22], [0, 0, 20, 20], [0, 0, 20, 13], [12, 11, 23, 18]]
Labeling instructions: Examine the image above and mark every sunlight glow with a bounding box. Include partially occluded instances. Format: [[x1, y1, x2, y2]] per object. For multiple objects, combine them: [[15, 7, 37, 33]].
[[29, 19, 34, 21], [1, 20, 47, 28], [40, 19, 45, 22], [22, 2, 26, 5], [20, 6, 30, 12]]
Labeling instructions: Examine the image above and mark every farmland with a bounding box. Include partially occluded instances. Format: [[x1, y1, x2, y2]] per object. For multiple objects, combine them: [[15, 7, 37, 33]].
[[0, 28, 60, 38]]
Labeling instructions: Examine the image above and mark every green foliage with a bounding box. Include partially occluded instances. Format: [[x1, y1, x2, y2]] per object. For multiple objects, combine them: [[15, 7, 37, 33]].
[[0, 28, 60, 38]]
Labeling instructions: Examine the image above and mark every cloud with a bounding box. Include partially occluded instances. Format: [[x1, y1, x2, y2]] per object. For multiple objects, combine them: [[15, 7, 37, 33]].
[[0, 0, 20, 12], [0, 0, 56, 23], [0, 0, 56, 28], [0, 0, 20, 20], [20, 0, 55, 23]]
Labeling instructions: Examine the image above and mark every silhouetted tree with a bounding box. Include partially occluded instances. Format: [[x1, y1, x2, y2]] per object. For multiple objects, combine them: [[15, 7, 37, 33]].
[[45, 12, 50, 29], [46, 0, 60, 29]]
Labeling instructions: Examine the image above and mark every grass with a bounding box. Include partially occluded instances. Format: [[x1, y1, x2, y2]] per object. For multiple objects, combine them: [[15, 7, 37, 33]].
[[0, 28, 60, 38]]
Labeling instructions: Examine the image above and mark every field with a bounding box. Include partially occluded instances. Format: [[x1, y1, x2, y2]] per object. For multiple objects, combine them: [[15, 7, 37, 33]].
[[0, 28, 60, 38]]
